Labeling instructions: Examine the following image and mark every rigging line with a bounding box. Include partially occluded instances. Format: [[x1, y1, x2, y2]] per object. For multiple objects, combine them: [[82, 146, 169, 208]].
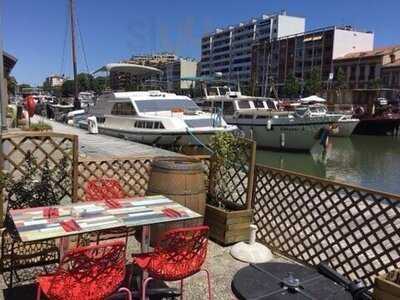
[[60, 0, 69, 76], [76, 16, 90, 73]]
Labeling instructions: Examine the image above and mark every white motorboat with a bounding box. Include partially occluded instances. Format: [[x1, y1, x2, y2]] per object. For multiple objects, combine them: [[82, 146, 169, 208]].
[[199, 96, 337, 152], [79, 90, 237, 146], [294, 103, 359, 137]]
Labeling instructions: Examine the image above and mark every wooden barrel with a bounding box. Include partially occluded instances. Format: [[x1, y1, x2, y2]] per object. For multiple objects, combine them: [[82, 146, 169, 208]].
[[146, 156, 206, 243]]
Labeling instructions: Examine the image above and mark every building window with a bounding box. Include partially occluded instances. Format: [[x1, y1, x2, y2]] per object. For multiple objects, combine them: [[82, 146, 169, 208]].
[[359, 65, 365, 81], [111, 102, 137, 116], [369, 65, 376, 80]]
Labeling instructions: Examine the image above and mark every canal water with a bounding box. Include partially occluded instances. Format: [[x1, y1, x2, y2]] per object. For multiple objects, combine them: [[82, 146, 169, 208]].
[[256, 135, 400, 195]]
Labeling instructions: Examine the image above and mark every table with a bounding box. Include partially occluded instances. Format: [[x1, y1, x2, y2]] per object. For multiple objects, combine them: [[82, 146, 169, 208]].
[[9, 195, 202, 243], [10, 195, 202, 299], [231, 262, 353, 300]]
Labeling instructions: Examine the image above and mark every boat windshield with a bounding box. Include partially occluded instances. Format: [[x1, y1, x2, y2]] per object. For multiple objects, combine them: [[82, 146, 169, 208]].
[[135, 99, 200, 113]]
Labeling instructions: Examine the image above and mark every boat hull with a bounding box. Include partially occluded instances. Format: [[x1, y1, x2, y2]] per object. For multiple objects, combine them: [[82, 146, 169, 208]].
[[230, 120, 332, 152], [353, 118, 400, 136], [79, 122, 237, 146], [330, 119, 359, 137]]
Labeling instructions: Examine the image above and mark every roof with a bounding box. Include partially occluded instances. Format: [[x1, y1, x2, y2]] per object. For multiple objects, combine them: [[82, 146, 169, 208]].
[[335, 45, 400, 61], [93, 63, 162, 76], [300, 95, 327, 103], [383, 59, 400, 69], [3, 51, 17, 76]]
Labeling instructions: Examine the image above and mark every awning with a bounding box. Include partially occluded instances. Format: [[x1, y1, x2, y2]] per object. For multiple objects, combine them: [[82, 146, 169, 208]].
[[93, 63, 162, 76], [3, 51, 17, 76], [300, 95, 327, 103]]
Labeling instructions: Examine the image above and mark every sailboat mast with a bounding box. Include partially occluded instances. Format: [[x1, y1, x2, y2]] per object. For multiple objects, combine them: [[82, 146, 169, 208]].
[[69, 0, 80, 109]]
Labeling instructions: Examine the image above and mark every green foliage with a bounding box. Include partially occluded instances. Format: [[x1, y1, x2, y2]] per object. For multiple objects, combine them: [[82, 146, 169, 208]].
[[0, 170, 9, 190], [26, 121, 53, 132], [304, 68, 322, 96], [6, 152, 72, 209], [6, 76, 17, 96], [335, 67, 347, 90], [61, 73, 109, 96], [209, 132, 249, 210], [62, 80, 75, 97], [283, 74, 301, 98], [18, 83, 31, 90]]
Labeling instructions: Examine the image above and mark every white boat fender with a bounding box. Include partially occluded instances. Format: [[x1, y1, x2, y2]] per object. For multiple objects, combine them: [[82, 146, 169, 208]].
[[280, 132, 285, 148], [87, 116, 98, 134], [266, 119, 272, 130]]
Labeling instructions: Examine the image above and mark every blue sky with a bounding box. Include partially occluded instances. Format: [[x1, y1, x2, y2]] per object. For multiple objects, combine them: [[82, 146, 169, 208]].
[[2, 0, 400, 85]]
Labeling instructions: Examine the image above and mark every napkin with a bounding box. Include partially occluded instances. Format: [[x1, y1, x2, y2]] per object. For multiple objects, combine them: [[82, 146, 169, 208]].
[[105, 198, 122, 209], [162, 208, 184, 218], [43, 207, 59, 218], [60, 219, 81, 232]]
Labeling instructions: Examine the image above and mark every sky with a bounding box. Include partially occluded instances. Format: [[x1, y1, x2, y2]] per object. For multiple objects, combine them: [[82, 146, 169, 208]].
[[2, 0, 400, 86]]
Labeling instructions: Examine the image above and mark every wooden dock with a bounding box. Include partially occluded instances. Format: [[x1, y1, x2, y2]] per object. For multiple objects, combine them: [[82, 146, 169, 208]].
[[33, 117, 181, 159]]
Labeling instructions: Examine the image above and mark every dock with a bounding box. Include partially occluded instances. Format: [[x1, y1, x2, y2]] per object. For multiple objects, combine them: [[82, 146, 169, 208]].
[[32, 117, 180, 159]]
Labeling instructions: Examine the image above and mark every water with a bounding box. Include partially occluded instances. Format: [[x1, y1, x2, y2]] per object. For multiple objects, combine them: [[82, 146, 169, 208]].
[[256, 135, 400, 195]]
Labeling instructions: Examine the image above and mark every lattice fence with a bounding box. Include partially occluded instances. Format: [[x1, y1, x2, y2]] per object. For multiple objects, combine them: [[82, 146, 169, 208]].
[[1, 132, 78, 204], [209, 138, 256, 209], [77, 157, 153, 202], [252, 165, 400, 288]]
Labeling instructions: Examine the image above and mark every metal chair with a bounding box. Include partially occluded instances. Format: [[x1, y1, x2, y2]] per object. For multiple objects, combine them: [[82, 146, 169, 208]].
[[82, 178, 136, 245], [132, 226, 212, 300], [36, 240, 131, 300], [85, 178, 127, 201]]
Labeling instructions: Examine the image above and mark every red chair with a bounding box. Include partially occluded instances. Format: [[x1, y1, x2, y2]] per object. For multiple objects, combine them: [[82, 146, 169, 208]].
[[85, 178, 126, 201], [36, 240, 131, 300], [132, 226, 211, 300], [83, 178, 135, 245]]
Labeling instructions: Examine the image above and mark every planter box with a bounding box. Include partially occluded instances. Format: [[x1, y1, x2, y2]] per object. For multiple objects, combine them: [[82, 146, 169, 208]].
[[205, 204, 252, 246], [373, 270, 400, 300]]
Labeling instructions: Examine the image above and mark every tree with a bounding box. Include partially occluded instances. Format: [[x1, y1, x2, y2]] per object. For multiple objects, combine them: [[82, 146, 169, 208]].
[[335, 67, 347, 90], [283, 74, 301, 99], [61, 80, 75, 97], [304, 68, 322, 96], [91, 76, 108, 94], [6, 76, 17, 96]]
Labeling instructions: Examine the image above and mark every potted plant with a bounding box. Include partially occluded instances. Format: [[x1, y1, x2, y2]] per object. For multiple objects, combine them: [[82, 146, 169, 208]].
[[23, 120, 53, 132], [205, 132, 255, 245]]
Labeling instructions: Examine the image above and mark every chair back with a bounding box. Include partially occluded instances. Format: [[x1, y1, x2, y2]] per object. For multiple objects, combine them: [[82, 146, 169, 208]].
[[149, 226, 209, 281], [47, 241, 126, 300], [85, 178, 126, 201]]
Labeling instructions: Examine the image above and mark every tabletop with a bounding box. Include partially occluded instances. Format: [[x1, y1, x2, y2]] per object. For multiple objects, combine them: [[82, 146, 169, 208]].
[[231, 262, 352, 300], [10, 195, 202, 242]]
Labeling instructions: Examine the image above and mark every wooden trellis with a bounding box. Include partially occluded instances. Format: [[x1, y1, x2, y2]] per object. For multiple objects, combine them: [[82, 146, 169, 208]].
[[0, 131, 78, 287], [77, 156, 153, 202], [252, 164, 400, 288], [208, 138, 256, 209]]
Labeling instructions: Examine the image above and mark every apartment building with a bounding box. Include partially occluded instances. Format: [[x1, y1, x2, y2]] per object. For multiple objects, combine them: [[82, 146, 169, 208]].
[[334, 45, 400, 89], [45, 74, 65, 88], [110, 54, 197, 93], [382, 60, 400, 89], [251, 26, 374, 96], [200, 11, 305, 91], [161, 59, 197, 92]]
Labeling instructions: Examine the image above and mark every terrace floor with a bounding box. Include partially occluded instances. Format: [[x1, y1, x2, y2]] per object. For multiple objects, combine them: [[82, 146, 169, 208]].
[[0, 235, 287, 300]]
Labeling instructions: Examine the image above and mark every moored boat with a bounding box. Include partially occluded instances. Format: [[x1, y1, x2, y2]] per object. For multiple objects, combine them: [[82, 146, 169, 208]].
[[79, 90, 237, 146]]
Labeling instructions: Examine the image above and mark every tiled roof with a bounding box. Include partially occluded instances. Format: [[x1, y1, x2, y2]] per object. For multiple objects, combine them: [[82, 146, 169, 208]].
[[335, 45, 400, 60]]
